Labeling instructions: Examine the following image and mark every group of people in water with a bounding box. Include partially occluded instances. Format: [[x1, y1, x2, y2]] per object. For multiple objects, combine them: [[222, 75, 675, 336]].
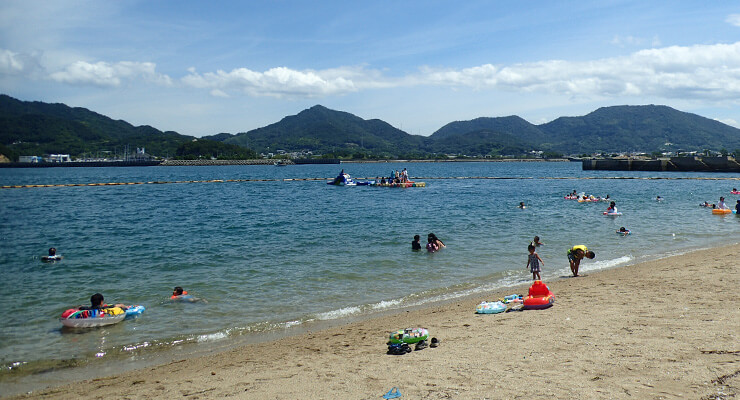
[[411, 233, 445, 253], [378, 168, 410, 185], [700, 195, 740, 211], [73, 286, 202, 315], [564, 190, 611, 202]]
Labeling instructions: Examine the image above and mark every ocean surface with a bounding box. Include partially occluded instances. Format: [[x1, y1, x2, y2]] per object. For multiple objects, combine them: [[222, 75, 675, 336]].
[[1, 161, 739, 393]]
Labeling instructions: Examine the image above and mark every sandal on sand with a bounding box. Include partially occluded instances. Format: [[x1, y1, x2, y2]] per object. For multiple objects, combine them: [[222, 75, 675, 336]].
[[383, 387, 402, 399], [414, 340, 428, 351], [430, 337, 439, 348]]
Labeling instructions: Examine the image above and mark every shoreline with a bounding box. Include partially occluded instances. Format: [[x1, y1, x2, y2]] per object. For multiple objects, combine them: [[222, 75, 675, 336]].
[[6, 243, 739, 399]]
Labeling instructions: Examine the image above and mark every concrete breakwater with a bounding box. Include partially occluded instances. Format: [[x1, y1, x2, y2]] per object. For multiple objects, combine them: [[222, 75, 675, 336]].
[[160, 159, 339, 166], [583, 156, 740, 172], [160, 159, 279, 166]]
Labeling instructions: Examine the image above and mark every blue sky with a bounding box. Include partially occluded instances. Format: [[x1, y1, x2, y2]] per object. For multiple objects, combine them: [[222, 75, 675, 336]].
[[2, 0, 740, 137]]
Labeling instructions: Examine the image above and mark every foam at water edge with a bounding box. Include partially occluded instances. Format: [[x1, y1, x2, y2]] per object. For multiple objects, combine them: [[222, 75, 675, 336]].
[[315, 305, 362, 320], [579, 255, 633, 274], [197, 331, 229, 342]]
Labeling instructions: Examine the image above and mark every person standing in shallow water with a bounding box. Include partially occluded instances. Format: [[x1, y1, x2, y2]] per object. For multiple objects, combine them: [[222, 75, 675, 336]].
[[526, 244, 544, 281], [411, 235, 421, 251], [567, 245, 595, 277]]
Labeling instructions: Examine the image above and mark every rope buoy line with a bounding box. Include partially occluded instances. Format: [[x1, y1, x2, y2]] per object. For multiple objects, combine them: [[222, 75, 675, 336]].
[[2, 175, 739, 189]]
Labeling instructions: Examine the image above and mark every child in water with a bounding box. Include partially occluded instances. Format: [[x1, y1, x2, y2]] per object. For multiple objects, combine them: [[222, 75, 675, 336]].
[[171, 287, 206, 303], [79, 293, 128, 311], [411, 235, 421, 251], [526, 244, 543, 281], [531, 236, 544, 247]]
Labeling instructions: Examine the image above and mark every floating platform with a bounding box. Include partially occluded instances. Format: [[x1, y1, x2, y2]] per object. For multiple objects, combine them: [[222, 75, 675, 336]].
[[370, 182, 425, 188]]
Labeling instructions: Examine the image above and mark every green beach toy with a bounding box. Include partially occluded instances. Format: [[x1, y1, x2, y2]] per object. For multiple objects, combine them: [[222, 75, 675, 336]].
[[388, 328, 429, 344]]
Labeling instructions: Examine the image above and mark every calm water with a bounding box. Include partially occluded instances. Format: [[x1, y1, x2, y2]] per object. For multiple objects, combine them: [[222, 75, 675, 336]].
[[1, 162, 739, 391]]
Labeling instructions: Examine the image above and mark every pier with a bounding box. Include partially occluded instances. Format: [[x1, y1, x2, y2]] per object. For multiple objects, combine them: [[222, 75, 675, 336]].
[[582, 156, 740, 172]]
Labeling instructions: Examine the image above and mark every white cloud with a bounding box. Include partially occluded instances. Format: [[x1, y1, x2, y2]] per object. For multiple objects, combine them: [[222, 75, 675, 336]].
[[716, 118, 739, 128], [726, 14, 740, 27], [210, 89, 229, 98], [611, 35, 646, 47], [415, 42, 740, 102], [176, 41, 740, 104], [49, 61, 172, 87], [182, 66, 359, 98], [0, 49, 25, 74]]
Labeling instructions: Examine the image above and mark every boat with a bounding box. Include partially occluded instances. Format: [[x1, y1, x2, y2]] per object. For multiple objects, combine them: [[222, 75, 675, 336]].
[[327, 173, 357, 186], [274, 160, 289, 166]]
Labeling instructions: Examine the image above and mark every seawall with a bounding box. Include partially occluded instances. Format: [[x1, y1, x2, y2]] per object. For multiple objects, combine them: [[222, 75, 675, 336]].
[[582, 156, 740, 172]]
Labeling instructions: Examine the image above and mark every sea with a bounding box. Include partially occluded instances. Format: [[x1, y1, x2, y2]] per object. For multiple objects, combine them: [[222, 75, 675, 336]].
[[1, 161, 739, 394]]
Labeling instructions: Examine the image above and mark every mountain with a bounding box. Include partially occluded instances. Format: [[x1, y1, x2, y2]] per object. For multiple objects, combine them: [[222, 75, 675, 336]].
[[429, 105, 740, 154], [201, 132, 234, 142], [0, 94, 194, 158], [2, 94, 739, 160], [539, 105, 740, 154], [224, 105, 426, 156], [431, 129, 536, 156], [431, 116, 547, 143]]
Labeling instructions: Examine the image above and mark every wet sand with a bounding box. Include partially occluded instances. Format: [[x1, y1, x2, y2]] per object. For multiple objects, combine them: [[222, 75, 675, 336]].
[[9, 244, 740, 399]]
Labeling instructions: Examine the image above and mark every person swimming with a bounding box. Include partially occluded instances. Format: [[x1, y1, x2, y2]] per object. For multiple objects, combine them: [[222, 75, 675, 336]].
[[42, 247, 63, 262], [170, 287, 205, 303]]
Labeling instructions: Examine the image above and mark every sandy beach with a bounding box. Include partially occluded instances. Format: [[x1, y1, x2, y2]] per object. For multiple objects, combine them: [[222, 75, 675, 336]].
[[8, 244, 740, 399]]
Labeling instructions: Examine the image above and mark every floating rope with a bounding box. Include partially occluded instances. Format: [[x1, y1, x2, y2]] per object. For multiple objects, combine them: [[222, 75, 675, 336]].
[[2, 175, 739, 189]]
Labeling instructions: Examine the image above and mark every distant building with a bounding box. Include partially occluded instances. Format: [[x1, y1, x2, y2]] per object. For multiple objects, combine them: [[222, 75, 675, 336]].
[[47, 154, 71, 162], [19, 156, 43, 163]]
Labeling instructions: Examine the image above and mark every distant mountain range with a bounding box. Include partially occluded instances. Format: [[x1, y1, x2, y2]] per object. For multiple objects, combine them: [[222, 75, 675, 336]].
[[208, 104, 740, 157], [2, 94, 739, 161]]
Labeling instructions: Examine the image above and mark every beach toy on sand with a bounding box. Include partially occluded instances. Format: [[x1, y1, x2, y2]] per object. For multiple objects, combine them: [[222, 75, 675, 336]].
[[523, 280, 555, 310], [502, 294, 523, 304], [388, 328, 429, 344], [476, 301, 507, 314], [383, 387, 402, 399]]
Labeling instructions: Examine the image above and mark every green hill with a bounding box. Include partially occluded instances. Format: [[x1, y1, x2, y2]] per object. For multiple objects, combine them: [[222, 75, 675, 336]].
[[0, 94, 194, 158], [224, 105, 426, 157], [2, 94, 738, 160], [539, 105, 740, 154], [428, 105, 740, 155], [431, 129, 536, 157]]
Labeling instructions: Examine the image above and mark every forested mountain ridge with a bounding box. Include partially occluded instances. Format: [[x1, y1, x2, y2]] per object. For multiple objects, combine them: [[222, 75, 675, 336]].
[[2, 94, 739, 160]]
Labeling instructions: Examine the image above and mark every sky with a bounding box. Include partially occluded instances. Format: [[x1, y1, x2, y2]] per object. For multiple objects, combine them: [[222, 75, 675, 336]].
[[2, 0, 740, 137]]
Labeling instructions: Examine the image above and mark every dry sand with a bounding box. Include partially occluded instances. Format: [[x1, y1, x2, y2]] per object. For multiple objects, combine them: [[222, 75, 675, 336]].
[[9, 244, 740, 399]]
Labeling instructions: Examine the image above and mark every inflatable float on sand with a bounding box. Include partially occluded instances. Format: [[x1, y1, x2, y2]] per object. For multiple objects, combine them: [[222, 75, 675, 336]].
[[523, 281, 555, 310]]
